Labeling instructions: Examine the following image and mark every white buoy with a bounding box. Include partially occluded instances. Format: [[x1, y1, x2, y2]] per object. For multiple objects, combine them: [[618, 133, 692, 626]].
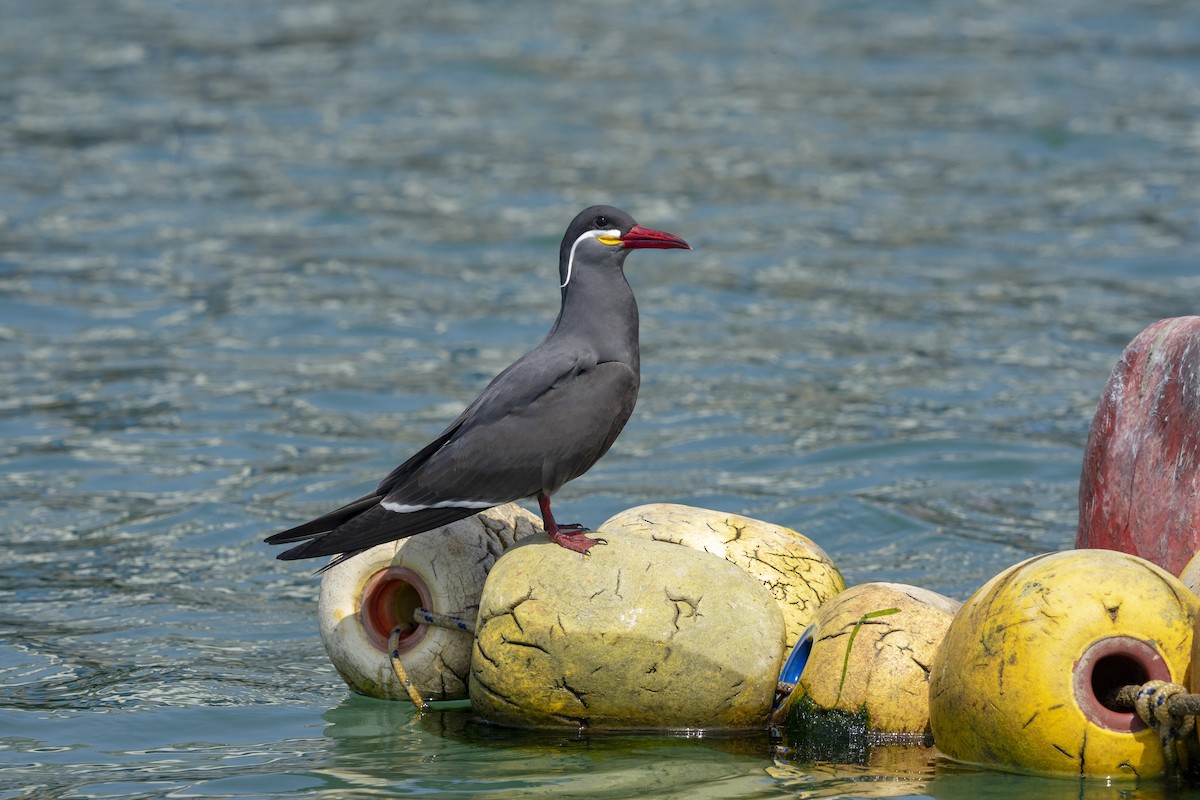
[[317, 503, 540, 701]]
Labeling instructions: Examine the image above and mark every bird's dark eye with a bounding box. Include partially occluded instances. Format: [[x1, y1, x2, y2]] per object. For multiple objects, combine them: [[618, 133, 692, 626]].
[[593, 215, 610, 229]]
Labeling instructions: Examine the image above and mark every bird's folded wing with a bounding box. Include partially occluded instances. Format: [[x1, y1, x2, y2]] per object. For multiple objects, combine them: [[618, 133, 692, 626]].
[[380, 357, 638, 509], [373, 342, 597, 498]]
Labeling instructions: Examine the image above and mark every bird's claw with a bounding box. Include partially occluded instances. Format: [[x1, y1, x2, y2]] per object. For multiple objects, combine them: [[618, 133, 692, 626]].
[[548, 527, 606, 555]]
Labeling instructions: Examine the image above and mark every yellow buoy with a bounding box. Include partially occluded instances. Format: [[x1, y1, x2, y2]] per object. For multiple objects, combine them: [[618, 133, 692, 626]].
[[774, 582, 960, 735], [470, 532, 786, 730], [599, 503, 844, 649], [318, 503, 540, 701], [1188, 552, 1200, 764], [929, 549, 1199, 779]]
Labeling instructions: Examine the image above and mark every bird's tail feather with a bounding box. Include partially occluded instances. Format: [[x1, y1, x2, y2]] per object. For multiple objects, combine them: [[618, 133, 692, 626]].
[[272, 504, 486, 563], [263, 493, 380, 545]]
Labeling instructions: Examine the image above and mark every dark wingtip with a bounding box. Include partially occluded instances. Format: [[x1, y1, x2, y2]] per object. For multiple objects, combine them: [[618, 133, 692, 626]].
[[265, 494, 383, 551], [274, 538, 324, 561]]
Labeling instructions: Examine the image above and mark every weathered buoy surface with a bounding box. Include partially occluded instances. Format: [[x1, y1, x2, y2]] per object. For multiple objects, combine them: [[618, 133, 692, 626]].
[[600, 503, 844, 649], [318, 503, 541, 701], [777, 582, 960, 735], [470, 532, 786, 730], [1078, 316, 1200, 576], [929, 549, 1198, 779]]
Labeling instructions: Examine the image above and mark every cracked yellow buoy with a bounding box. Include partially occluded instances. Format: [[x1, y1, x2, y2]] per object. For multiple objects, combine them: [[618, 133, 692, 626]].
[[469, 532, 786, 730], [318, 503, 540, 701], [599, 503, 844, 650], [774, 582, 961, 735], [929, 549, 1199, 779]]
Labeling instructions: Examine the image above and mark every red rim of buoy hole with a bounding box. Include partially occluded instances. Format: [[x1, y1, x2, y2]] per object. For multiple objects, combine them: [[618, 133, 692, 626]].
[[1073, 636, 1171, 733], [359, 566, 432, 655]]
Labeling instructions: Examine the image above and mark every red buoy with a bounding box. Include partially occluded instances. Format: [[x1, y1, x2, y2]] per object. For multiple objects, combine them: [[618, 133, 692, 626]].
[[1078, 317, 1200, 576]]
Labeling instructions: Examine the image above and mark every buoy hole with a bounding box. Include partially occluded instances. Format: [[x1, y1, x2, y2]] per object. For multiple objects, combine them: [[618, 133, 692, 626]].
[[1090, 654, 1151, 713], [360, 567, 433, 654], [1074, 636, 1170, 733]]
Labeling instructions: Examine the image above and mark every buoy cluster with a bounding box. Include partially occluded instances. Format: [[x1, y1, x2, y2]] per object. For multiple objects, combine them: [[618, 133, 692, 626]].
[[317, 501, 844, 729], [313, 316, 1200, 782]]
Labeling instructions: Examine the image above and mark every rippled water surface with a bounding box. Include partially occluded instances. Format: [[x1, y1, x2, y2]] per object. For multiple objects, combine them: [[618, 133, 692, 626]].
[[3, 1, 1200, 797]]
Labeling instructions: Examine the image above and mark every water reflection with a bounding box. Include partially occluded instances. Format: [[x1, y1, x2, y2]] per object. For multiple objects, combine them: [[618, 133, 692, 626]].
[[317, 695, 782, 798], [315, 696, 1197, 799]]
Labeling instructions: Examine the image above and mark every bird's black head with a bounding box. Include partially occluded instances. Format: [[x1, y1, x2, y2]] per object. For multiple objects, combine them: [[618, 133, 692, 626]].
[[557, 205, 690, 289]]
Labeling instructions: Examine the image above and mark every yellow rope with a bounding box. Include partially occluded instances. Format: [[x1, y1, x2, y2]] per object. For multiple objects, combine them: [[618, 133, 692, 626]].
[[1131, 680, 1195, 777], [414, 606, 475, 635], [388, 626, 429, 712]]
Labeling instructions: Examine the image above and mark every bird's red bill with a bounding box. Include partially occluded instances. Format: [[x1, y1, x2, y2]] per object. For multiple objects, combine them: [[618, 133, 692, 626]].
[[621, 225, 691, 251]]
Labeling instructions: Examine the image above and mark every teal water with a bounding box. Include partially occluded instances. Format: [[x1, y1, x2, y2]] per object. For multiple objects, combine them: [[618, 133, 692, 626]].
[[2, 0, 1199, 797]]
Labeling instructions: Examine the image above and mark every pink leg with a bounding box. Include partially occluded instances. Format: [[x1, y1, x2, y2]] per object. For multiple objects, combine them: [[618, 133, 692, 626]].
[[537, 494, 603, 554]]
